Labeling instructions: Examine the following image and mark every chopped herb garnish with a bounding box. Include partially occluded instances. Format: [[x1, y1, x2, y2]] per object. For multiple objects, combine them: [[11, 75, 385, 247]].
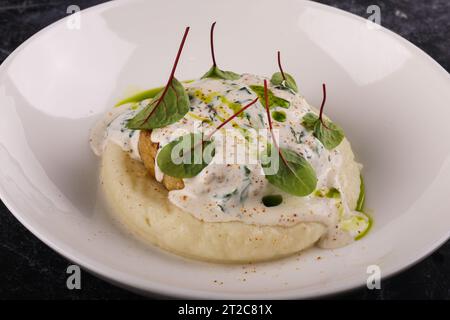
[[239, 87, 252, 95], [222, 189, 238, 200], [289, 126, 304, 144], [240, 182, 251, 203]]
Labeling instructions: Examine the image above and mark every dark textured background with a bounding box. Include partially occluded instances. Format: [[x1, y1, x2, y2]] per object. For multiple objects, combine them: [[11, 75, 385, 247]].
[[0, 0, 449, 300]]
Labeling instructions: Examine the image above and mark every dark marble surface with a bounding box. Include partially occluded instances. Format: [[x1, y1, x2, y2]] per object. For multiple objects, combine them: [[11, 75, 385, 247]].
[[0, 0, 449, 300]]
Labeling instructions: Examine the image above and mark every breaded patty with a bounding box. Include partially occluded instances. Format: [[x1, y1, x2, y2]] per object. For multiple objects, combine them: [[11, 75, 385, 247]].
[[138, 130, 184, 191]]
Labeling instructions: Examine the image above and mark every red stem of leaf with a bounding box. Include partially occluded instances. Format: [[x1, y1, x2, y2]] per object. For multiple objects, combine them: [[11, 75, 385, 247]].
[[141, 26, 190, 125], [318, 83, 329, 129], [207, 97, 259, 140], [210, 22, 217, 67], [263, 80, 288, 166], [277, 51, 286, 81]]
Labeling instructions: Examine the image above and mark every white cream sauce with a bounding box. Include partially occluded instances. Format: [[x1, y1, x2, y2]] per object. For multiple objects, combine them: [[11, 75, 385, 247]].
[[91, 74, 369, 248]]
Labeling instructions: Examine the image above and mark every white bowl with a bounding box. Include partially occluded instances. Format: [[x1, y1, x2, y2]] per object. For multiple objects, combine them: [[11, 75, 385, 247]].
[[1, 0, 449, 299]]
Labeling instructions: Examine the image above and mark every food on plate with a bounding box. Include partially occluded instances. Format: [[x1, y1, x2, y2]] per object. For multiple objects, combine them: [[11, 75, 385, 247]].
[[90, 23, 370, 263]]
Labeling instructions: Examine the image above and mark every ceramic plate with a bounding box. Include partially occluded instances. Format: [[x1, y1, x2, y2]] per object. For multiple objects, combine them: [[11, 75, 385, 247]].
[[1, 0, 450, 299]]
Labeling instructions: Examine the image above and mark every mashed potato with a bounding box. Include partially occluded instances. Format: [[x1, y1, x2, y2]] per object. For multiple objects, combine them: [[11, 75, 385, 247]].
[[101, 142, 327, 263]]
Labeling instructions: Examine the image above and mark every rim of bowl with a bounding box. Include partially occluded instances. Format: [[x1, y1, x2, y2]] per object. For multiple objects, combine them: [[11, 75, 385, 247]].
[[0, 0, 449, 299]]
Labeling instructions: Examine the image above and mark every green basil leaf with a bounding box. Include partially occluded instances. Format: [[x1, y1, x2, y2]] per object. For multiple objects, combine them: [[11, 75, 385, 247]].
[[249, 85, 290, 109], [201, 66, 240, 80], [126, 77, 190, 130], [301, 112, 317, 130], [262, 195, 283, 207], [270, 72, 298, 93], [157, 133, 214, 178], [262, 147, 317, 196], [313, 120, 344, 150], [301, 112, 344, 150]]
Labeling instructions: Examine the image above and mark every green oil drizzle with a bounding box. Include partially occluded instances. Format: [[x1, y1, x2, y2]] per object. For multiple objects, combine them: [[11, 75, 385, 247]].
[[115, 80, 194, 107], [115, 86, 163, 107], [326, 187, 341, 199], [272, 110, 287, 122], [355, 174, 372, 241], [355, 214, 372, 241], [356, 174, 365, 212], [187, 112, 212, 124], [315, 187, 341, 199], [193, 89, 218, 104], [220, 96, 243, 118], [249, 85, 290, 109], [262, 195, 283, 207]]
